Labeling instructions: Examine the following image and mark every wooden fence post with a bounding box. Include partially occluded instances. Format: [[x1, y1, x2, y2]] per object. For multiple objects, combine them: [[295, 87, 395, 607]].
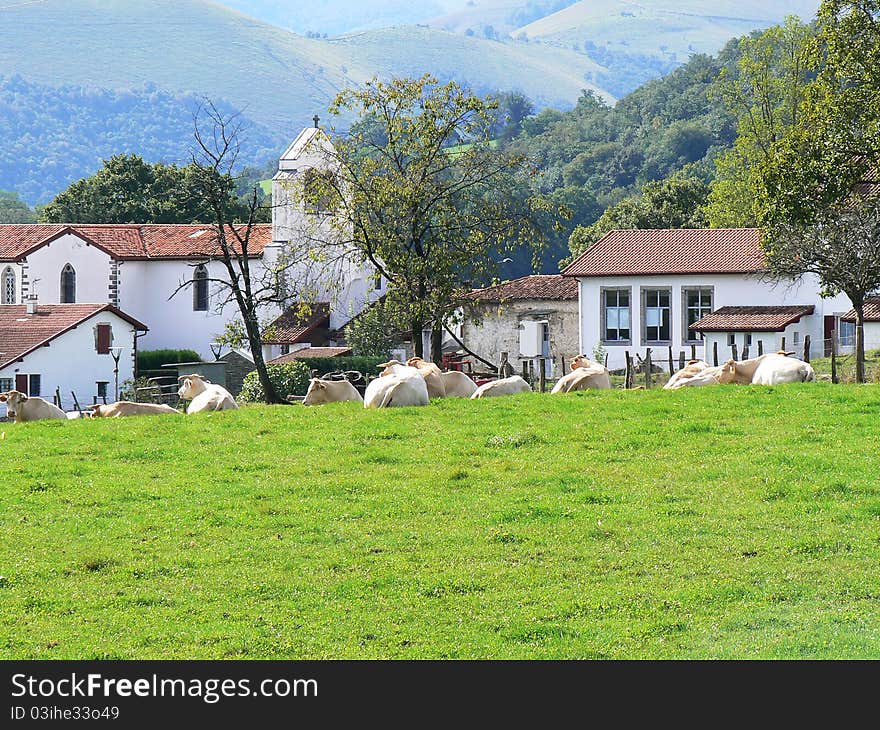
[[522, 360, 529, 384], [678, 352, 685, 370], [803, 334, 811, 363], [757, 340, 763, 356], [667, 345, 674, 376], [645, 348, 653, 389], [781, 336, 786, 352], [690, 343, 696, 360], [731, 343, 738, 362], [742, 345, 750, 360], [560, 355, 566, 376], [70, 391, 80, 411], [713, 341, 718, 367], [527, 359, 534, 385], [500, 351, 508, 376], [624, 351, 633, 389], [539, 357, 547, 393], [54, 387, 61, 408], [604, 352, 609, 368], [831, 329, 838, 384]]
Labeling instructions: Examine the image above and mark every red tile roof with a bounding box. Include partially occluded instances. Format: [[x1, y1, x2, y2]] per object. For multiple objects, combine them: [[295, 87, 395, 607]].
[[690, 305, 814, 333], [562, 228, 765, 277], [268, 346, 352, 364], [465, 275, 577, 302], [263, 303, 330, 345], [0, 224, 272, 261], [841, 297, 880, 323], [0, 304, 148, 369]]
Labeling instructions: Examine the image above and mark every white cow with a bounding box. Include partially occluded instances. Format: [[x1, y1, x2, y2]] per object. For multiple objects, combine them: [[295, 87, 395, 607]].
[[302, 378, 363, 405], [720, 353, 816, 385], [441, 370, 478, 398], [669, 365, 725, 388], [177, 374, 238, 414], [0, 391, 67, 422], [470, 375, 532, 399], [405, 357, 447, 398], [364, 361, 430, 408], [551, 357, 612, 393], [88, 401, 180, 417], [664, 360, 712, 390]]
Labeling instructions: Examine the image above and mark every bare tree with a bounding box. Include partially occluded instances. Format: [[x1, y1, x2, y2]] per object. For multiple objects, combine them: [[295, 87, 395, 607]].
[[764, 200, 880, 382], [171, 102, 324, 404]]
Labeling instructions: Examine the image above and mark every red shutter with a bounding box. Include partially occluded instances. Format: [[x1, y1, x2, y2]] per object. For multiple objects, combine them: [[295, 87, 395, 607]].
[[96, 324, 112, 354]]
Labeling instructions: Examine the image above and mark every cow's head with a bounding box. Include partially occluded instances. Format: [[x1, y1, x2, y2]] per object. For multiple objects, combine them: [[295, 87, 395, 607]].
[[718, 359, 740, 384], [570, 355, 593, 370], [87, 403, 110, 417], [302, 378, 328, 406], [177, 375, 206, 400], [406, 357, 426, 368], [0, 390, 27, 416]]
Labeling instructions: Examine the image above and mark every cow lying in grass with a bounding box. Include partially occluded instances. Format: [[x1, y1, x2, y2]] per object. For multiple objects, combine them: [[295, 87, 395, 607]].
[[0, 390, 66, 422], [405, 357, 446, 398], [470, 375, 531, 398], [177, 374, 238, 413], [719, 353, 816, 385], [664, 360, 713, 389], [302, 378, 363, 405], [88, 401, 180, 417], [551, 356, 612, 393], [365, 361, 430, 408]]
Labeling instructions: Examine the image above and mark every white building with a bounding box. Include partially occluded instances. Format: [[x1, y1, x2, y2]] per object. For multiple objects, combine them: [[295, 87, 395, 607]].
[[561, 228, 855, 370], [0, 301, 146, 410]]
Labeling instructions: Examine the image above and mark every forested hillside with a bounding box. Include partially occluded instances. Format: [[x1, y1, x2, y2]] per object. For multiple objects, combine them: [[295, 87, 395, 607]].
[[0, 77, 279, 205], [507, 41, 741, 271]]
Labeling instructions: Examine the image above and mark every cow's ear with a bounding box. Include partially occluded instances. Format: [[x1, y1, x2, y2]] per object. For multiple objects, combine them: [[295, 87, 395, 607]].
[[317, 381, 326, 389], [0, 394, 6, 402]]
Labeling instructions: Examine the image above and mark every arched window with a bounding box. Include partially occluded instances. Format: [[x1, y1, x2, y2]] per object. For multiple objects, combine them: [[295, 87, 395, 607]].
[[193, 264, 208, 312], [60, 264, 76, 303], [1, 267, 15, 304]]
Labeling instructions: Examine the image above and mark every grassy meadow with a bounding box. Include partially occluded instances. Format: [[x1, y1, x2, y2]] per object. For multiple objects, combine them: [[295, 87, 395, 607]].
[[2, 384, 880, 659]]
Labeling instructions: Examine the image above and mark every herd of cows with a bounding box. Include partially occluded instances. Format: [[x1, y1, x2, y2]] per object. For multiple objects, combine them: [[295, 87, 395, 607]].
[[0, 351, 817, 424]]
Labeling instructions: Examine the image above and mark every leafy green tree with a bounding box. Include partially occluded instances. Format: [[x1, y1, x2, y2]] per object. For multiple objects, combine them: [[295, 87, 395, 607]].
[[304, 75, 554, 362], [40, 154, 254, 224], [0, 190, 36, 223], [566, 176, 709, 263], [343, 301, 401, 358], [705, 17, 814, 227]]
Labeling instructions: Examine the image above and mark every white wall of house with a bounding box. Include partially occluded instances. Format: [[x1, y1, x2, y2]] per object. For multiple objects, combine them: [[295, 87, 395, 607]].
[[118, 258, 277, 358], [0, 310, 137, 411], [577, 273, 853, 370], [26, 234, 111, 304]]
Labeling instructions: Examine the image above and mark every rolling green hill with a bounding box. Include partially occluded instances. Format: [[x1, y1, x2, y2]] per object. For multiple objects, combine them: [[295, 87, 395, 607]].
[[0, 0, 612, 136]]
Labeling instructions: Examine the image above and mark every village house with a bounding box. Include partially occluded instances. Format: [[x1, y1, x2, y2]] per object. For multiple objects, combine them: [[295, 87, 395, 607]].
[[561, 228, 855, 371], [0, 301, 146, 409], [460, 274, 579, 376], [841, 297, 880, 351], [0, 124, 382, 406]]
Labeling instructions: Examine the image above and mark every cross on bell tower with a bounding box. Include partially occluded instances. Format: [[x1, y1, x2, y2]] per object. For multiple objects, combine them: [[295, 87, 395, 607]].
[[313, 114, 320, 129]]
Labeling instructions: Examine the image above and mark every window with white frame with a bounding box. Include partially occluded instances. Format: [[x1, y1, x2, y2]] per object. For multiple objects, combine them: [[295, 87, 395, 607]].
[[683, 288, 712, 341], [839, 319, 855, 346], [602, 288, 631, 343], [0, 378, 12, 392], [643, 288, 671, 343], [2, 267, 14, 304]]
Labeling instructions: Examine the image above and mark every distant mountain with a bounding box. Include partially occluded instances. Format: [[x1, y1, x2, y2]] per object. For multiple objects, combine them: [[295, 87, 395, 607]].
[[0, 0, 611, 130]]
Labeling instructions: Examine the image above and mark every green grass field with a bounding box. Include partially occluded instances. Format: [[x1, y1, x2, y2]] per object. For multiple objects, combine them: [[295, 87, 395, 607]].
[[2, 385, 880, 659]]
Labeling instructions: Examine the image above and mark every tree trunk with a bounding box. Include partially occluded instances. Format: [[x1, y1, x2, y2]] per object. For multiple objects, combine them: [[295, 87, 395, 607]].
[[244, 310, 284, 404], [430, 324, 443, 364], [412, 317, 424, 358], [855, 301, 866, 384]]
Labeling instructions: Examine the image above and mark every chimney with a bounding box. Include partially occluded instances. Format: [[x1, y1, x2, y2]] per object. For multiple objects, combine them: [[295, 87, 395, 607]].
[[25, 294, 37, 315]]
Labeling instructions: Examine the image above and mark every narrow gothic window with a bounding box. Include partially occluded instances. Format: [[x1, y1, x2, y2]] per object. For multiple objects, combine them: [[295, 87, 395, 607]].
[[2, 267, 14, 304], [193, 264, 209, 311], [60, 264, 76, 303]]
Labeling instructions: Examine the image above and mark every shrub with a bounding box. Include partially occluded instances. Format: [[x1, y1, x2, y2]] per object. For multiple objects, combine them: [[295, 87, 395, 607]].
[[239, 362, 311, 403]]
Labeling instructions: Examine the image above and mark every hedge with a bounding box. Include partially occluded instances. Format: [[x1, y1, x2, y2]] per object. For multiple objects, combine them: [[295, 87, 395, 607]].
[[239, 362, 312, 403], [138, 349, 201, 373], [296, 356, 387, 378]]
